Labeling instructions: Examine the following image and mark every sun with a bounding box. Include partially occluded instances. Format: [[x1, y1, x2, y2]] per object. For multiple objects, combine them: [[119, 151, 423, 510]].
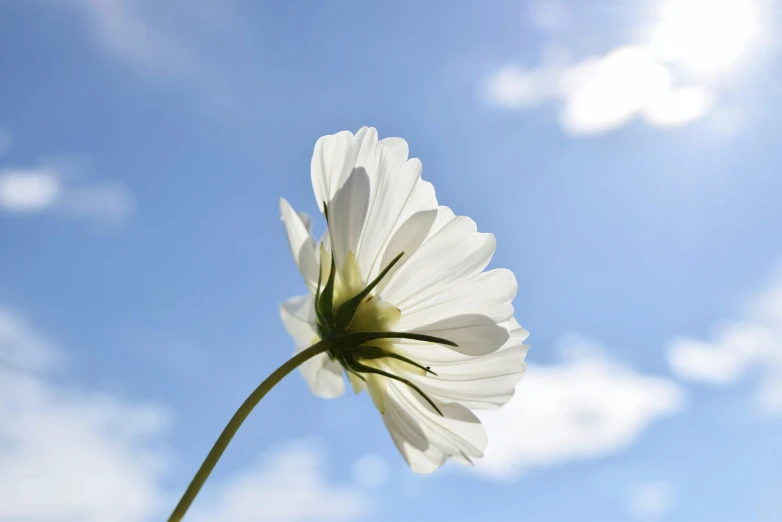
[[648, 0, 766, 78]]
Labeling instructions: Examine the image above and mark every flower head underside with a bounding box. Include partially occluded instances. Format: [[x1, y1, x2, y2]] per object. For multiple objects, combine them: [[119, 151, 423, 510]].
[[281, 127, 529, 473]]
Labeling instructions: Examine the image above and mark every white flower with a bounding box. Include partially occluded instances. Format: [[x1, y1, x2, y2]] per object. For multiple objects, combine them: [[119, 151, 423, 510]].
[[280, 127, 529, 473]]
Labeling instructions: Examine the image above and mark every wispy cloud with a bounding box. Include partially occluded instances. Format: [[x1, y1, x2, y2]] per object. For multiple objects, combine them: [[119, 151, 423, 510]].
[[628, 481, 675, 520], [190, 441, 371, 522], [0, 304, 371, 522], [483, 0, 773, 136], [56, 0, 243, 109], [64, 0, 201, 78], [0, 307, 168, 522], [0, 165, 134, 225], [667, 264, 782, 415], [0, 307, 60, 372], [475, 335, 685, 479], [351, 454, 389, 489]]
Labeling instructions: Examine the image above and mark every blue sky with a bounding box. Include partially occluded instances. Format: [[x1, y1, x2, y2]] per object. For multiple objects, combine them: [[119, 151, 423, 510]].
[[1, 1, 782, 521]]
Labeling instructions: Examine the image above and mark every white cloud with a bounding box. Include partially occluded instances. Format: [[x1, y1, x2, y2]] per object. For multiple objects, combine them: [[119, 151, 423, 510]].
[[475, 336, 685, 479], [0, 168, 62, 212], [559, 47, 679, 135], [642, 86, 714, 127], [483, 0, 772, 135], [646, 0, 765, 79], [351, 454, 389, 489], [485, 46, 715, 136], [191, 442, 370, 522], [628, 481, 675, 520], [0, 307, 169, 522], [1, 305, 371, 522], [0, 166, 134, 224], [667, 269, 782, 415], [0, 308, 60, 371]]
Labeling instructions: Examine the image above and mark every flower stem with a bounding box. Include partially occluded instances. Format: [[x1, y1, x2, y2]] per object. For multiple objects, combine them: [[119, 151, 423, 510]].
[[167, 338, 333, 522]]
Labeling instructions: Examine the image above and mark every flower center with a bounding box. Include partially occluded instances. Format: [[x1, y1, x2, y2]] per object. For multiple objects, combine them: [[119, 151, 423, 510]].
[[311, 203, 456, 416]]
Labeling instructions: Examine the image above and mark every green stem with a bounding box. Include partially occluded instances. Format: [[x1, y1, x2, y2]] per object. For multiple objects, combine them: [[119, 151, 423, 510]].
[[167, 338, 333, 522]]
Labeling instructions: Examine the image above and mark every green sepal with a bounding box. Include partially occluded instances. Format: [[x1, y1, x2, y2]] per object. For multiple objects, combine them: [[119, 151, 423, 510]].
[[313, 247, 325, 326], [341, 331, 458, 349], [355, 345, 437, 375], [343, 357, 443, 416], [318, 253, 336, 328], [317, 203, 337, 329]]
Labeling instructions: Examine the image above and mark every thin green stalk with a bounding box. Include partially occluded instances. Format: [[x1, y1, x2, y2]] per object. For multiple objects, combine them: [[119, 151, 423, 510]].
[[168, 338, 333, 522]]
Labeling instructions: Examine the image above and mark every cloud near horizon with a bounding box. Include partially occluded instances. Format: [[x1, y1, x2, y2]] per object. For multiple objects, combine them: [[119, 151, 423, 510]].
[[475, 335, 686, 479], [0, 305, 371, 522], [667, 267, 782, 415]]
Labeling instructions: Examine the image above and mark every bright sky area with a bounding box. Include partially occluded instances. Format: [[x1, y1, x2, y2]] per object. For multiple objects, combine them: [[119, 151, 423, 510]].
[[1, 1, 781, 521]]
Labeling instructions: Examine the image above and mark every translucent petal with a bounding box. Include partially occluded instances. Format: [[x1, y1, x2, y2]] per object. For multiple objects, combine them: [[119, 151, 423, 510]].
[[328, 168, 370, 269], [397, 268, 517, 331], [280, 198, 319, 289], [381, 378, 488, 474], [279, 295, 344, 398], [381, 214, 496, 311], [311, 130, 360, 212]]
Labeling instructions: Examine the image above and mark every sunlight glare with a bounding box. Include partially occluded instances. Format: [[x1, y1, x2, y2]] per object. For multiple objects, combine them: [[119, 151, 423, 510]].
[[649, 0, 764, 78]]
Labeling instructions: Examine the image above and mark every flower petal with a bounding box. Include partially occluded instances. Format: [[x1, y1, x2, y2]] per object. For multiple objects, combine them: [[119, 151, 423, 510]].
[[384, 396, 446, 473], [280, 198, 319, 289], [397, 268, 517, 331], [355, 149, 428, 280], [411, 314, 510, 356], [311, 130, 359, 212], [374, 209, 438, 294], [381, 213, 496, 312], [280, 295, 345, 398], [328, 168, 370, 269], [298, 354, 345, 399], [393, 319, 528, 409], [412, 344, 529, 410], [279, 295, 316, 349], [382, 378, 488, 473]]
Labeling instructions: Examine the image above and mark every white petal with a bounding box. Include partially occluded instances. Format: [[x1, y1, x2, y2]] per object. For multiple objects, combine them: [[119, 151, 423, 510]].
[[393, 318, 528, 409], [353, 127, 380, 170], [280, 295, 344, 398], [397, 268, 517, 331], [382, 379, 487, 473], [384, 396, 446, 474], [279, 294, 316, 349], [381, 214, 496, 311], [407, 318, 529, 365], [412, 344, 529, 410], [280, 198, 319, 288], [297, 211, 312, 233], [424, 205, 455, 239], [374, 210, 438, 294], [328, 168, 370, 269], [411, 314, 510, 356], [310, 130, 359, 211], [298, 353, 345, 399], [355, 147, 424, 279]]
